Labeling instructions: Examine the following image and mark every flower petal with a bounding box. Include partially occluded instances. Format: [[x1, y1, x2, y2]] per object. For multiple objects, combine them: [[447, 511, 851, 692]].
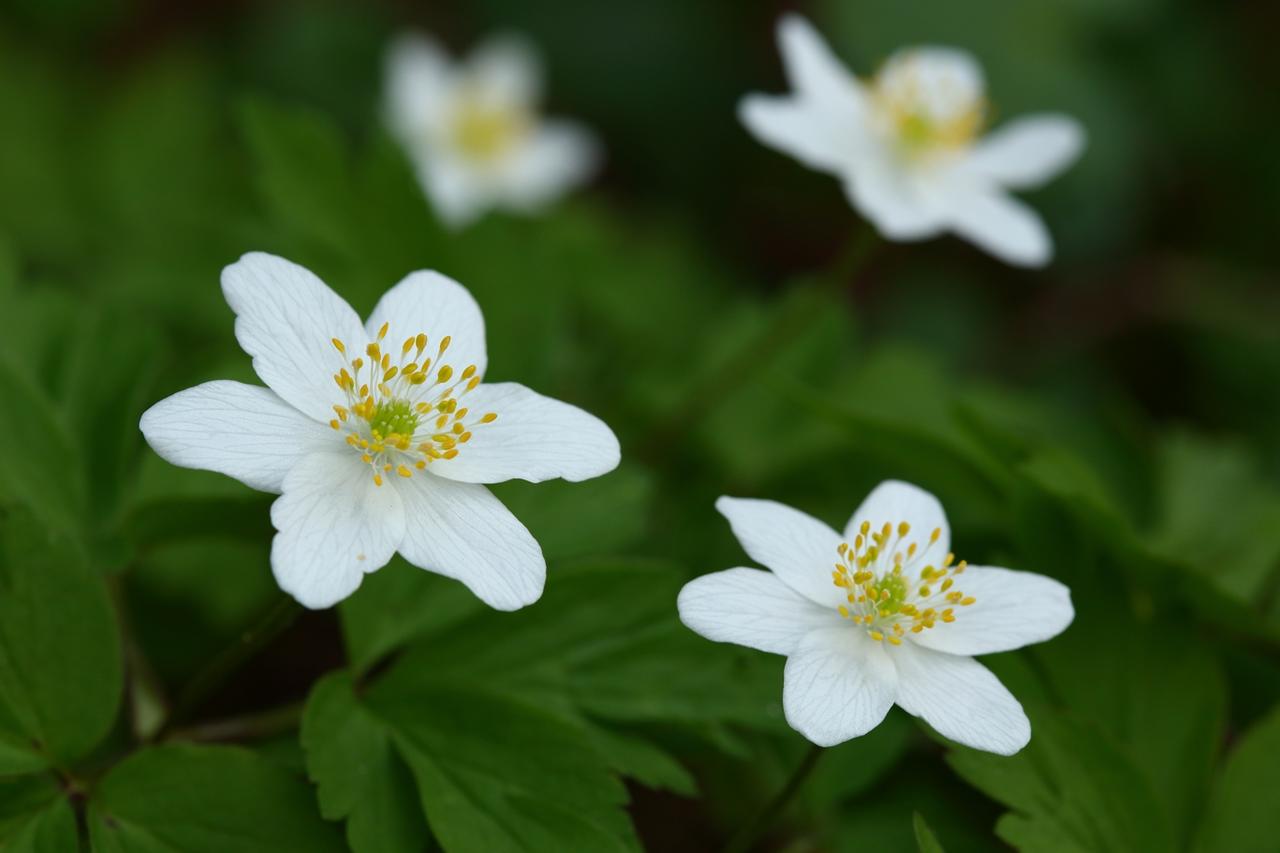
[[946, 189, 1052, 268], [364, 270, 488, 379], [397, 474, 544, 610], [270, 450, 405, 609], [385, 33, 453, 138], [427, 382, 619, 485], [678, 568, 840, 656], [738, 95, 853, 173], [776, 14, 866, 117], [783, 627, 897, 747], [498, 120, 599, 211], [415, 155, 490, 229], [844, 161, 947, 240], [140, 380, 336, 494], [466, 34, 541, 106], [715, 497, 846, 609], [909, 566, 1073, 656], [966, 114, 1085, 190], [221, 253, 366, 423], [845, 480, 950, 559], [890, 642, 1030, 755]]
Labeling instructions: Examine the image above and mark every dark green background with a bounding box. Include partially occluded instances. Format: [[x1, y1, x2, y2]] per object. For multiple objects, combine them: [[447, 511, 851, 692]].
[[0, 0, 1277, 851]]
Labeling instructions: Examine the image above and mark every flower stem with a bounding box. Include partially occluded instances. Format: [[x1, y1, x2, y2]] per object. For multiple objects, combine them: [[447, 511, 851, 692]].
[[163, 701, 304, 744], [722, 743, 825, 853], [640, 228, 877, 458], [153, 596, 302, 741]]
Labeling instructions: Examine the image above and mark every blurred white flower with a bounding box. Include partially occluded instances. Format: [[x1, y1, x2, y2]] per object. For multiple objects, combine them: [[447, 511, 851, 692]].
[[384, 33, 599, 229], [140, 253, 620, 610], [740, 15, 1085, 267], [678, 481, 1073, 753]]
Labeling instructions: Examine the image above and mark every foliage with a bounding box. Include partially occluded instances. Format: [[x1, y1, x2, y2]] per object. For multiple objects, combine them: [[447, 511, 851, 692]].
[[0, 1, 1277, 851]]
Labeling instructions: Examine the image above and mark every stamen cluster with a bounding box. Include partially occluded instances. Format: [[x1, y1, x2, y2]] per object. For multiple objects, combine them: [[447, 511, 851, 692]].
[[329, 322, 497, 486], [831, 520, 975, 645]]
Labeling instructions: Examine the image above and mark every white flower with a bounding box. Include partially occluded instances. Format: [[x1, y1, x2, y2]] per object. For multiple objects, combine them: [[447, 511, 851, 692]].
[[140, 253, 620, 610], [740, 15, 1085, 267], [677, 481, 1073, 753], [384, 32, 599, 229]]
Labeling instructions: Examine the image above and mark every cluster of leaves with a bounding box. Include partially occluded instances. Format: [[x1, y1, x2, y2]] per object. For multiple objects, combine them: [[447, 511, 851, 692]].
[[2, 2, 1280, 851]]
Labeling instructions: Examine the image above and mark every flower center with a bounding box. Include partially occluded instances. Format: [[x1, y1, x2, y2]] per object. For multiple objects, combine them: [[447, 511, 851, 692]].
[[831, 520, 976, 645], [328, 323, 497, 486], [870, 51, 985, 157], [450, 97, 530, 162]]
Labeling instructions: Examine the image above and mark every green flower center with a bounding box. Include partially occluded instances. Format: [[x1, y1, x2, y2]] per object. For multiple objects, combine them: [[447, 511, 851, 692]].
[[369, 399, 420, 441]]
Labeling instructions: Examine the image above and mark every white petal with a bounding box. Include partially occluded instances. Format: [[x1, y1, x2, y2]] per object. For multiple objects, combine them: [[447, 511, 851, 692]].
[[385, 33, 453, 138], [397, 474, 544, 610], [776, 15, 866, 117], [946, 189, 1052, 268], [427, 382, 619, 485], [891, 642, 1030, 755], [845, 480, 950, 559], [715, 497, 846, 609], [844, 160, 947, 240], [738, 94, 853, 173], [967, 114, 1085, 190], [140, 380, 335, 494], [678, 568, 840, 656], [221, 253, 366, 423], [910, 566, 1073, 656], [363, 269, 487, 378], [270, 450, 405, 609], [466, 34, 541, 107], [415, 154, 491, 229], [783, 627, 897, 747], [497, 121, 599, 211]]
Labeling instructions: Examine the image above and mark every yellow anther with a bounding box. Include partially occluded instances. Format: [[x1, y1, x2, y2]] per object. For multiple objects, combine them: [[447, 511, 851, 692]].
[[332, 338, 346, 353], [930, 527, 941, 543], [919, 586, 931, 597], [838, 542, 849, 556], [373, 474, 383, 486], [409, 373, 426, 385], [438, 335, 451, 354], [941, 578, 953, 592], [888, 636, 902, 646], [860, 521, 870, 535], [838, 605, 850, 618], [366, 343, 380, 360], [452, 422, 464, 435], [377, 321, 389, 340], [898, 521, 910, 536], [402, 337, 414, 354], [961, 596, 976, 606], [383, 464, 393, 472], [437, 365, 453, 383], [466, 376, 480, 391], [461, 364, 476, 380], [361, 454, 372, 463], [329, 419, 340, 430], [869, 631, 884, 642], [459, 432, 473, 443], [416, 333, 427, 352], [397, 465, 412, 478], [384, 366, 399, 381], [443, 449, 459, 459], [415, 460, 427, 469]]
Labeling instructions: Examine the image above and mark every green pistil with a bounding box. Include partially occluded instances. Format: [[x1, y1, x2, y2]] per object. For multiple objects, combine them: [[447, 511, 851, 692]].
[[369, 398, 419, 439]]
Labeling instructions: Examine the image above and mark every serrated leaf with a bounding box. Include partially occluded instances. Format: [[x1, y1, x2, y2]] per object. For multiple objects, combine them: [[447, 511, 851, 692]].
[[301, 672, 428, 853], [87, 744, 344, 853], [0, 509, 121, 772]]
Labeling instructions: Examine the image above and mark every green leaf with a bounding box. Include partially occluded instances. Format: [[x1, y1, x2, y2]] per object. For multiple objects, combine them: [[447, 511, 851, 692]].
[[0, 508, 121, 772], [372, 678, 638, 853], [1150, 431, 1280, 604], [913, 811, 945, 853], [301, 672, 428, 853], [303, 670, 640, 853], [946, 708, 1176, 853], [1194, 705, 1280, 853], [0, 360, 85, 536], [87, 744, 344, 853], [0, 775, 78, 852]]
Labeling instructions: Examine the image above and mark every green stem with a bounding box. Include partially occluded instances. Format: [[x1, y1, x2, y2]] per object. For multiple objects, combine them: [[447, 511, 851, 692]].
[[153, 596, 302, 740], [163, 701, 304, 744], [722, 743, 825, 853], [641, 228, 877, 457]]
